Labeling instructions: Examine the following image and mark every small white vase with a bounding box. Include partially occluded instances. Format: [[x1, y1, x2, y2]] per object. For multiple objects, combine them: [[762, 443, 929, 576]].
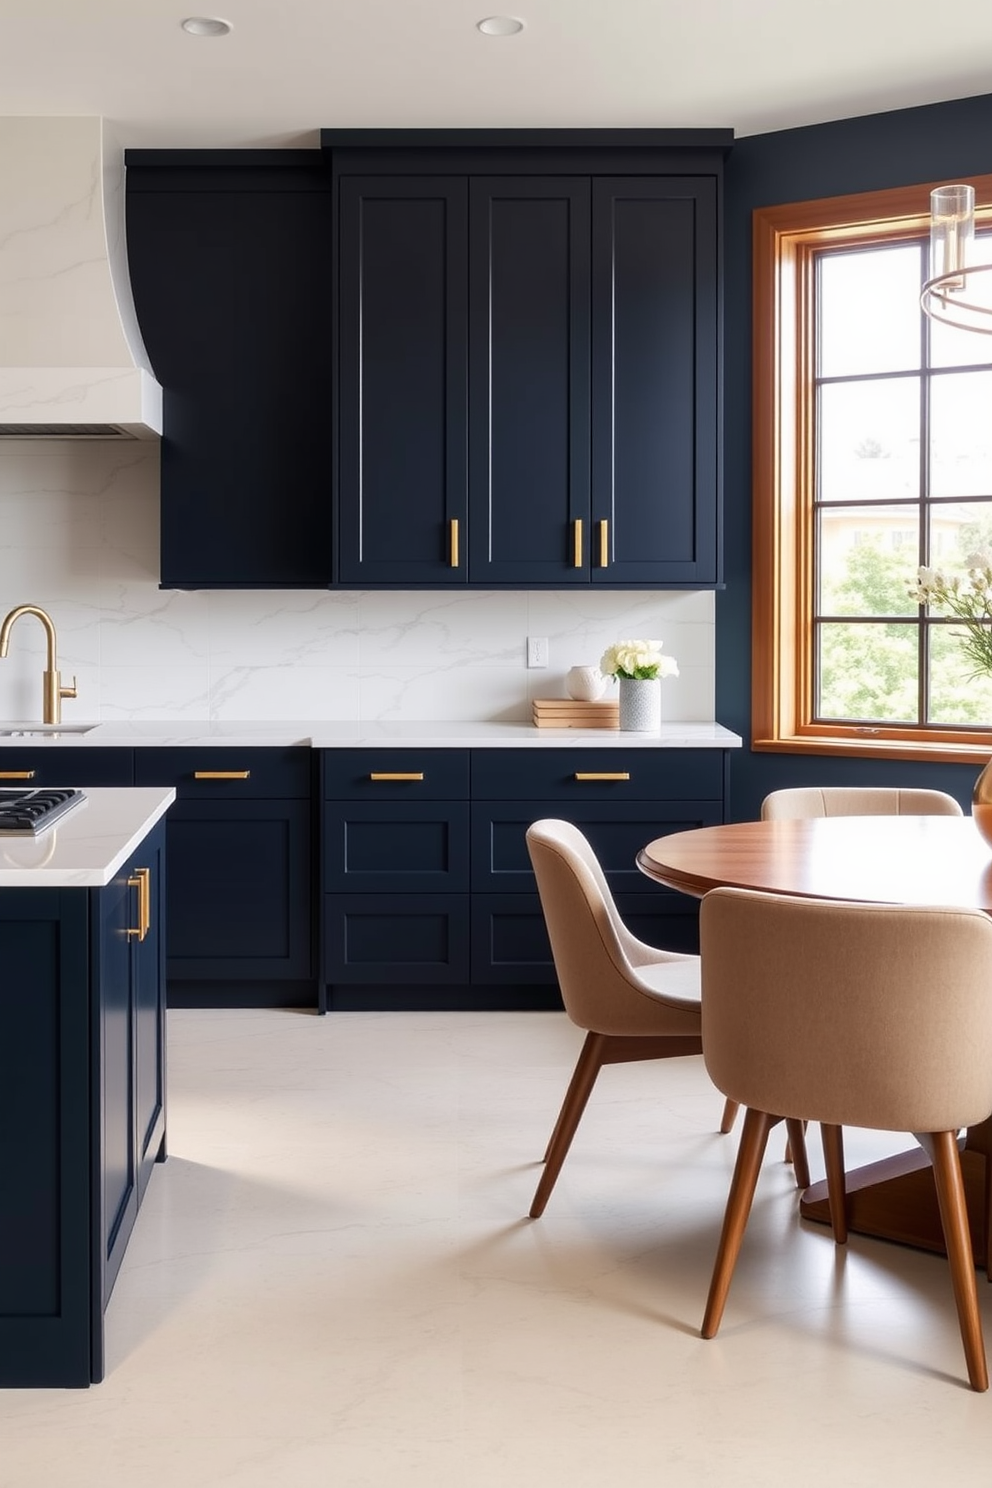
[[618, 676, 661, 732], [565, 665, 606, 701]]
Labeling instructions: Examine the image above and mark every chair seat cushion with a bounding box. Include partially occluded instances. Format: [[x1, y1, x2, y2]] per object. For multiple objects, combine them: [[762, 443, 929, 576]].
[[635, 956, 702, 1010]]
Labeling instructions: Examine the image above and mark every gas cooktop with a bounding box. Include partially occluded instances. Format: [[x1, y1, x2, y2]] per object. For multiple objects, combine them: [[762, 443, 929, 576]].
[[0, 787, 86, 834]]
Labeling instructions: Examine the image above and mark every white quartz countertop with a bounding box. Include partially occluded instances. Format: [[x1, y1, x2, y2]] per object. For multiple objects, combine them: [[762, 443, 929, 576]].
[[0, 720, 742, 750], [0, 786, 175, 887]]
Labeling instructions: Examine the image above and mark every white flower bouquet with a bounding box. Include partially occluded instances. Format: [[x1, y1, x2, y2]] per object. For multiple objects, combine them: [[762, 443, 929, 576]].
[[912, 554, 992, 679], [599, 638, 679, 682]]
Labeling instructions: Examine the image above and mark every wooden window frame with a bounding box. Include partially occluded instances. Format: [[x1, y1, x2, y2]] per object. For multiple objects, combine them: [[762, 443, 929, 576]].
[[752, 174, 992, 764]]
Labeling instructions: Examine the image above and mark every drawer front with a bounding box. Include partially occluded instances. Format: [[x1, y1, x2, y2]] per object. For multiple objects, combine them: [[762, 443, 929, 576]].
[[471, 748, 724, 801], [323, 893, 470, 984], [470, 890, 702, 984], [322, 802, 470, 893], [322, 749, 470, 801], [0, 747, 133, 787], [134, 747, 311, 799], [471, 800, 724, 894]]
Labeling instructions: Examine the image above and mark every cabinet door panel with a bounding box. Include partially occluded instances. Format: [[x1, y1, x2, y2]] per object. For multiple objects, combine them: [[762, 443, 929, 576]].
[[323, 802, 470, 893], [127, 171, 333, 588], [165, 802, 311, 979], [470, 890, 702, 984], [338, 177, 468, 585], [471, 800, 724, 894], [0, 892, 90, 1387], [468, 178, 590, 583], [324, 893, 470, 983], [592, 177, 719, 584]]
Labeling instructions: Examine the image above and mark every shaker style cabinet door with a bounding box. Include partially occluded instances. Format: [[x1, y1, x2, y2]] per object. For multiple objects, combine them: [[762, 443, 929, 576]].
[[336, 176, 469, 585], [467, 177, 591, 584], [126, 165, 334, 588], [591, 177, 720, 585]]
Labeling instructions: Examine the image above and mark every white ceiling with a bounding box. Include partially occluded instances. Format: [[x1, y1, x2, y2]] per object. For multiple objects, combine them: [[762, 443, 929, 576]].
[[3, 0, 992, 150]]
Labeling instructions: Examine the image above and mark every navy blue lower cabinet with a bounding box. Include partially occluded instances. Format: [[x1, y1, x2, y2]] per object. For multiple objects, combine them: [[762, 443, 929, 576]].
[[162, 800, 312, 980], [324, 893, 470, 985], [0, 747, 134, 788], [0, 824, 166, 1388], [320, 745, 729, 1009], [322, 801, 470, 893], [134, 749, 314, 1003], [471, 800, 723, 896]]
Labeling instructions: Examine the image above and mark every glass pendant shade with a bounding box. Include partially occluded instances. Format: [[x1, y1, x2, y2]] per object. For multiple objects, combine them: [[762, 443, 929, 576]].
[[930, 183, 975, 287]]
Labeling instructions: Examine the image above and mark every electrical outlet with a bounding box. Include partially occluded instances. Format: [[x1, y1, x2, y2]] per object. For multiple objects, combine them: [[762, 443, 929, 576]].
[[527, 636, 549, 668]]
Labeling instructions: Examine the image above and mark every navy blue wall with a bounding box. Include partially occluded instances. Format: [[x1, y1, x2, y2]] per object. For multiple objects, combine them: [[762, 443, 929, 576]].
[[720, 92, 992, 821]]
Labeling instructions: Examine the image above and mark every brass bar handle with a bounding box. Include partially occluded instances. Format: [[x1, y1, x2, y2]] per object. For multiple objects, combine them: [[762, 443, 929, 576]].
[[193, 770, 251, 780], [370, 772, 425, 782], [598, 519, 609, 568], [0, 770, 35, 779], [574, 771, 631, 781], [573, 518, 583, 568], [127, 866, 151, 942], [449, 518, 459, 569]]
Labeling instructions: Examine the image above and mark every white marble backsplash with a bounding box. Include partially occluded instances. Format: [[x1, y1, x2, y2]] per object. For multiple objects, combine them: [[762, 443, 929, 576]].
[[0, 442, 715, 723]]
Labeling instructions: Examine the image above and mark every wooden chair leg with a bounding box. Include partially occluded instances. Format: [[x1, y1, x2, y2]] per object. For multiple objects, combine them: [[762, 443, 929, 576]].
[[530, 1032, 606, 1219], [986, 1150, 992, 1283], [719, 1097, 740, 1134], [785, 1118, 810, 1190], [820, 1122, 848, 1244], [930, 1128, 989, 1392], [702, 1108, 774, 1339]]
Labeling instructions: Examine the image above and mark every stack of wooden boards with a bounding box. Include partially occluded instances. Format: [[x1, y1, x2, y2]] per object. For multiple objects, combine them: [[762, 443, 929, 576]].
[[532, 697, 620, 729]]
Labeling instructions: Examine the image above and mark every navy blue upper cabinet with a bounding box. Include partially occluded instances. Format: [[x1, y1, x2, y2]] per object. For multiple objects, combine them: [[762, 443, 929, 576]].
[[337, 178, 469, 585], [328, 131, 729, 589], [125, 153, 334, 589], [467, 178, 592, 585], [591, 177, 719, 585]]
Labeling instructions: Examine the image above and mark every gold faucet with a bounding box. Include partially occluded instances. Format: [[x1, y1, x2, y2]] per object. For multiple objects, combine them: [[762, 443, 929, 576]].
[[0, 604, 77, 725]]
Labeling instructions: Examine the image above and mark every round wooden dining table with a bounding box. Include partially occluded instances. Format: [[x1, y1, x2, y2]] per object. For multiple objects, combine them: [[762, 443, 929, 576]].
[[637, 814, 992, 1266]]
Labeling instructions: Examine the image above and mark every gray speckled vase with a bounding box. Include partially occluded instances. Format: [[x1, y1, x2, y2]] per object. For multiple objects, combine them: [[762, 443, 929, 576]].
[[618, 677, 661, 732]]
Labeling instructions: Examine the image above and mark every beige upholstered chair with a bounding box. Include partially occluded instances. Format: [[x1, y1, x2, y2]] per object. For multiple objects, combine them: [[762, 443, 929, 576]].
[[699, 886, 992, 1392], [718, 785, 964, 1139], [759, 786, 963, 821], [525, 819, 808, 1219]]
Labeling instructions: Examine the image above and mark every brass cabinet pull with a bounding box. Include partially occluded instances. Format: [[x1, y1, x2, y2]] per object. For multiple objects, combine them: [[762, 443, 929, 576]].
[[127, 866, 151, 941], [449, 518, 459, 568], [598, 519, 609, 568], [370, 772, 425, 782], [573, 518, 583, 568], [193, 770, 251, 780], [0, 769, 35, 779], [574, 771, 630, 781]]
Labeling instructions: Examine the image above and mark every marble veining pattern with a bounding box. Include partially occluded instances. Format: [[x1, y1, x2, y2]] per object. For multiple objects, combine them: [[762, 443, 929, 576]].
[[0, 443, 715, 724]]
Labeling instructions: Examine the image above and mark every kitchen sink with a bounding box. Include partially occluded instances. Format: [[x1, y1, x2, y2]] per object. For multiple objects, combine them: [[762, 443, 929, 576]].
[[0, 724, 100, 737]]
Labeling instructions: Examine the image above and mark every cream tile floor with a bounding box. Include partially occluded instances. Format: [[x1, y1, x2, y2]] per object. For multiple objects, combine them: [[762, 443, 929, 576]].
[[2, 1009, 991, 1488]]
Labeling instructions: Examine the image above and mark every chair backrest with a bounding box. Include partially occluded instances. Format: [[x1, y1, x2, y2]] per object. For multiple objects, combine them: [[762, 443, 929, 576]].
[[699, 886, 992, 1133], [525, 819, 700, 1038], [760, 786, 963, 820]]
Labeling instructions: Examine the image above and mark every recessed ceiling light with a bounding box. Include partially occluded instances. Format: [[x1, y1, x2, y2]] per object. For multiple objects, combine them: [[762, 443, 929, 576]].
[[477, 16, 525, 37], [181, 16, 232, 37]]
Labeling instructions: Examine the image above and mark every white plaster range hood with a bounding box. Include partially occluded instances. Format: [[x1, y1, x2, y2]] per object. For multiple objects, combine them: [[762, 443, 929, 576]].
[[0, 117, 162, 439]]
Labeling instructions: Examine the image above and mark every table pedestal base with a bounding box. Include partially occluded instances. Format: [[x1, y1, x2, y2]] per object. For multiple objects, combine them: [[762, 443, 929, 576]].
[[800, 1146, 989, 1267]]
